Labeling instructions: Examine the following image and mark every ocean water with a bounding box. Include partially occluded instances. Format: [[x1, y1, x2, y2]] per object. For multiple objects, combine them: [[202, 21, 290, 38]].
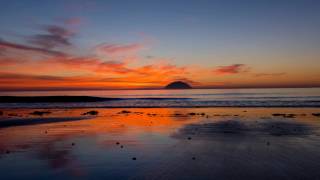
[[0, 88, 320, 108]]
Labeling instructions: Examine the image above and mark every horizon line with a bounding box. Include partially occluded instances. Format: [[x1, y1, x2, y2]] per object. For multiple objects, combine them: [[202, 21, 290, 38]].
[[1, 85, 320, 92]]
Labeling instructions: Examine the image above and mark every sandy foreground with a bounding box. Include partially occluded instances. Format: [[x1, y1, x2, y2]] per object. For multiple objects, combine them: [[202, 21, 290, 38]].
[[0, 108, 320, 179]]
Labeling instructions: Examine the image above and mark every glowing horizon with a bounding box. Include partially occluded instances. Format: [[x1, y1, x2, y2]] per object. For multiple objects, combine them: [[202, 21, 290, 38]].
[[1, 0, 320, 90]]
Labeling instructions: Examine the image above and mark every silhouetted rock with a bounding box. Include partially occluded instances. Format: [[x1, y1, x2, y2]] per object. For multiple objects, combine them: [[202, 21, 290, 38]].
[[118, 110, 131, 114], [165, 81, 192, 89], [82, 110, 99, 115], [30, 111, 51, 116], [272, 113, 296, 118], [312, 113, 320, 117]]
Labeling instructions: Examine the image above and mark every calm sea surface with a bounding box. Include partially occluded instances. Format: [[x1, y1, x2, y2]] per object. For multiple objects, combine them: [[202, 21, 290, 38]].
[[0, 88, 320, 108]]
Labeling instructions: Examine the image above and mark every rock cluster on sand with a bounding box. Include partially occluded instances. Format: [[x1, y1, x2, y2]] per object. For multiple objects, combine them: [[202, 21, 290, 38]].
[[312, 113, 320, 117], [272, 113, 296, 118], [82, 110, 99, 115], [30, 111, 51, 116]]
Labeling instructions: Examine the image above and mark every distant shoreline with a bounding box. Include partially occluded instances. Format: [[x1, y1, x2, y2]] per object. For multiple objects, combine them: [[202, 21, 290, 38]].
[[0, 96, 191, 103], [0, 96, 111, 103], [0, 87, 320, 92]]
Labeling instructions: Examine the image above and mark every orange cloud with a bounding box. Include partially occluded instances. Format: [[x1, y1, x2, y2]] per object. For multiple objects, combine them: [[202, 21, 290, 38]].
[[0, 58, 25, 66], [213, 64, 249, 75], [96, 43, 144, 56], [254, 73, 286, 77]]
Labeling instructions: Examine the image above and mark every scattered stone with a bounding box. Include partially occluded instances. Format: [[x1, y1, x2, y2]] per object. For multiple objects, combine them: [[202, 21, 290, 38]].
[[243, 110, 247, 112], [206, 115, 209, 118], [174, 113, 183, 116], [82, 110, 99, 115], [6, 150, 10, 154], [272, 113, 296, 118], [192, 157, 196, 160], [120, 145, 124, 148], [187, 137, 192, 140], [272, 113, 285, 116], [188, 113, 196, 116], [266, 141, 270, 146], [312, 113, 320, 117], [0, 111, 3, 116], [132, 157, 137, 160], [45, 130, 48, 134], [118, 110, 131, 114], [72, 143, 75, 146], [30, 111, 51, 116], [116, 142, 120, 145]]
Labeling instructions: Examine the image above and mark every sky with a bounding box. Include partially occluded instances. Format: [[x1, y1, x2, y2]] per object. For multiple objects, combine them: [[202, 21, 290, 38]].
[[0, 0, 320, 90]]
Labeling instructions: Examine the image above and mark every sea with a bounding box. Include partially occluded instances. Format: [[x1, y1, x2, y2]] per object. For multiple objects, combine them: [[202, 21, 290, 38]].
[[0, 88, 320, 108]]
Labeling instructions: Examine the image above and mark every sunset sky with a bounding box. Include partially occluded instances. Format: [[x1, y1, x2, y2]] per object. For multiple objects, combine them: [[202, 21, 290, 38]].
[[0, 0, 320, 90]]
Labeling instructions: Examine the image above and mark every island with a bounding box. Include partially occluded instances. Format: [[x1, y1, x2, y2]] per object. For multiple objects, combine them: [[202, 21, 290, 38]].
[[165, 81, 192, 89]]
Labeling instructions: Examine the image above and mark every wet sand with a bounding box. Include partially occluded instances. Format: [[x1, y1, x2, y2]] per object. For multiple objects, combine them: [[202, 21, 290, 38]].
[[0, 108, 320, 179]]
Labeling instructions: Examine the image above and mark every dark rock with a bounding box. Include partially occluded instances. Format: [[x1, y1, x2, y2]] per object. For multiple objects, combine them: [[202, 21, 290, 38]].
[[188, 113, 196, 116], [272, 113, 296, 118], [116, 142, 120, 145], [192, 157, 196, 160], [312, 113, 320, 117], [165, 81, 192, 89], [71, 143, 75, 146], [30, 111, 51, 116], [0, 111, 3, 116], [82, 110, 99, 115], [132, 157, 137, 160], [266, 141, 270, 146], [118, 110, 131, 114]]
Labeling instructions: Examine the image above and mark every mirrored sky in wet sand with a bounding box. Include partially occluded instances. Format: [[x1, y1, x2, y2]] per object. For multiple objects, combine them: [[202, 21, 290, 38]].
[[1, 108, 320, 179], [0, 108, 320, 179], [1, 0, 320, 90]]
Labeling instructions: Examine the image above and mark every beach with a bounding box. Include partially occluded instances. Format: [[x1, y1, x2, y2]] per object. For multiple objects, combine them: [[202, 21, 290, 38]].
[[1, 107, 320, 179]]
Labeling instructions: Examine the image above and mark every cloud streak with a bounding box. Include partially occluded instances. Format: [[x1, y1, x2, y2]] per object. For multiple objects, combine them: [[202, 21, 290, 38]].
[[0, 38, 66, 57], [213, 64, 249, 75], [254, 73, 286, 77], [96, 43, 144, 56], [28, 25, 74, 49]]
